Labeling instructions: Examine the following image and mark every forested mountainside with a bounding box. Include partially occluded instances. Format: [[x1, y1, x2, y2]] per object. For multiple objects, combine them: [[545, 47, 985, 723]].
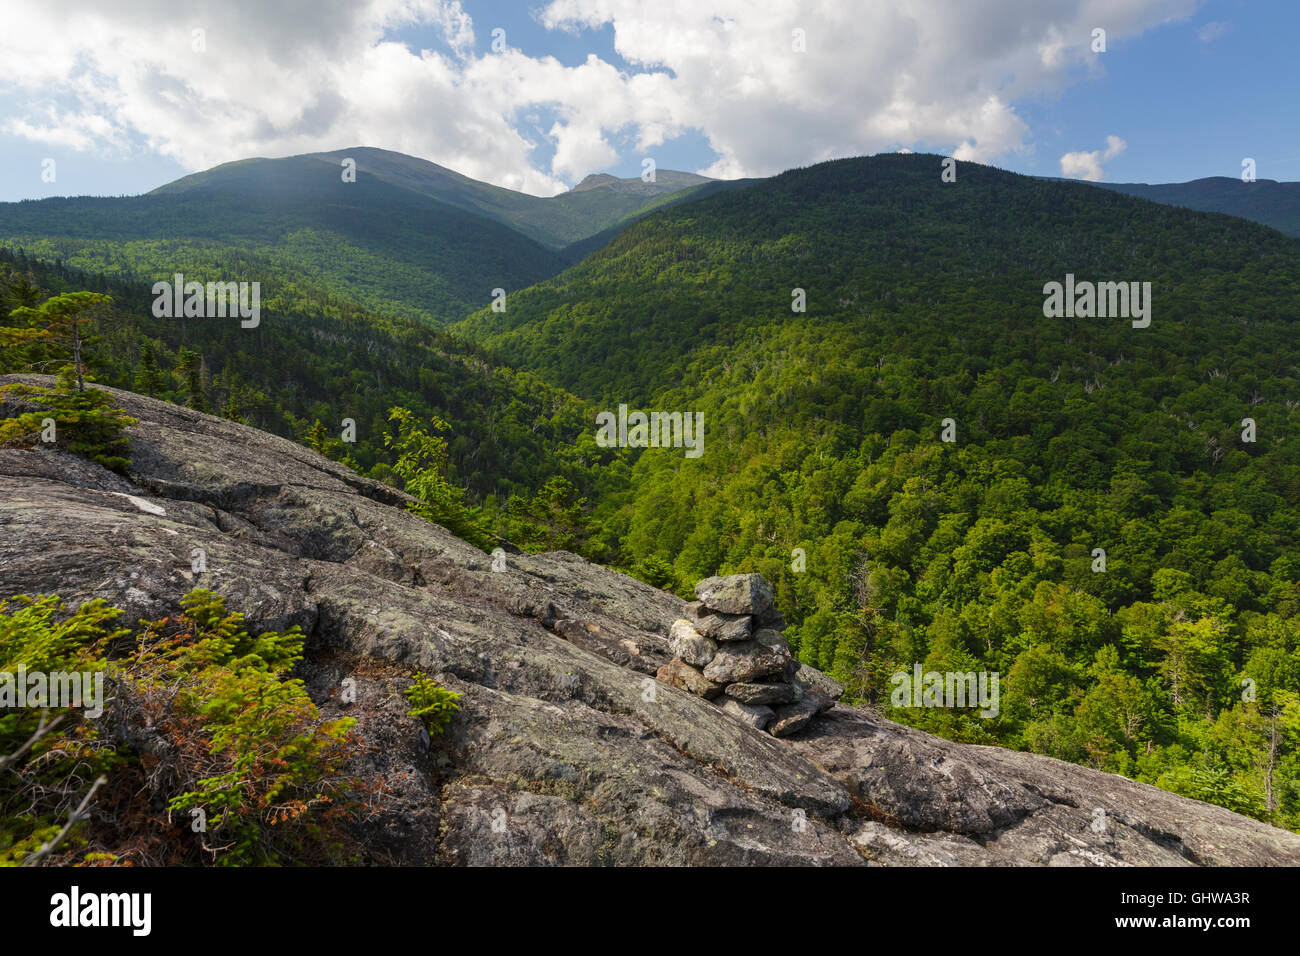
[[458, 153, 1300, 827], [558, 176, 764, 264], [3, 148, 1287, 333], [1092, 176, 1300, 239], [0, 173, 564, 325], [0, 248, 623, 515], [461, 154, 1298, 401], [154, 148, 713, 250], [5, 152, 1300, 831], [0, 149, 713, 326]]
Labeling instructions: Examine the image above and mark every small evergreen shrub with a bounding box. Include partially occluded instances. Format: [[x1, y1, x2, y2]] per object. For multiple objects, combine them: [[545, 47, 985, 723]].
[[0, 588, 363, 866], [0, 377, 136, 473], [404, 675, 462, 736]]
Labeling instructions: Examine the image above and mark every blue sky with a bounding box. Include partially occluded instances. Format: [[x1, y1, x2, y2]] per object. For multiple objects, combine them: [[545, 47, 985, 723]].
[[1, 0, 1296, 201], [1013, 0, 1300, 184]]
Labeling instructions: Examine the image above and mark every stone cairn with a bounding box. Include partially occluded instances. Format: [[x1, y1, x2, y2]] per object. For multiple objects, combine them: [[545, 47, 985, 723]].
[[655, 573, 838, 737]]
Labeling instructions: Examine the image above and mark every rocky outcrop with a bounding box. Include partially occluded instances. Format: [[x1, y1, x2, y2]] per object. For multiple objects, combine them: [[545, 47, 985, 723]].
[[3, 374, 1299, 866]]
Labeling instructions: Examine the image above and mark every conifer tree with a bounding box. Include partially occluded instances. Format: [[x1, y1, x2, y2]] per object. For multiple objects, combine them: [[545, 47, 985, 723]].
[[135, 338, 166, 395], [1, 291, 112, 391], [176, 348, 207, 412]]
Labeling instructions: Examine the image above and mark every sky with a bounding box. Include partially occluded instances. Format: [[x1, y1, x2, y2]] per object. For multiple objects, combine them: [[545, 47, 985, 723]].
[[0, 0, 1296, 201]]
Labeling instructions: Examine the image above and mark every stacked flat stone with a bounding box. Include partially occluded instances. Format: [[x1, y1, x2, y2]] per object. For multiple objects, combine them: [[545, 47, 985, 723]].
[[655, 572, 835, 738]]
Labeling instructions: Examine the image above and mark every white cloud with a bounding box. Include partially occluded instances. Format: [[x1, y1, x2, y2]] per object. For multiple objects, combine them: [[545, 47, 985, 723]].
[[1197, 21, 1232, 43], [1060, 134, 1126, 181], [0, 0, 1196, 194]]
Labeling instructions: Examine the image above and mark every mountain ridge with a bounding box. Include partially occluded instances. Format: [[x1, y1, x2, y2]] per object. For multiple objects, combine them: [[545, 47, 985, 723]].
[[0, 165, 568, 324], [1088, 175, 1300, 238], [152, 146, 715, 249], [0, 147, 723, 324], [459, 153, 1300, 400]]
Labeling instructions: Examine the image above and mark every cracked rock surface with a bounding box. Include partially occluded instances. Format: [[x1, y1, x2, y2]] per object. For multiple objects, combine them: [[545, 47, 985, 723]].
[[3, 375, 1298, 866]]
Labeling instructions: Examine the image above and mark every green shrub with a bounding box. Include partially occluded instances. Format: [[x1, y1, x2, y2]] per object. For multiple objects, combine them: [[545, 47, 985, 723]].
[[1, 588, 362, 866], [404, 675, 462, 736], [384, 406, 489, 548], [0, 595, 121, 865], [133, 589, 358, 866], [0, 377, 135, 473]]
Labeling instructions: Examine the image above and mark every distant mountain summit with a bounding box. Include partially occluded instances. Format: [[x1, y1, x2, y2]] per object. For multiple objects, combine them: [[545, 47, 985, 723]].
[[460, 151, 1300, 404], [5, 146, 1293, 330], [1088, 176, 1300, 238], [154, 147, 712, 249], [570, 170, 712, 197], [0, 146, 723, 323]]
